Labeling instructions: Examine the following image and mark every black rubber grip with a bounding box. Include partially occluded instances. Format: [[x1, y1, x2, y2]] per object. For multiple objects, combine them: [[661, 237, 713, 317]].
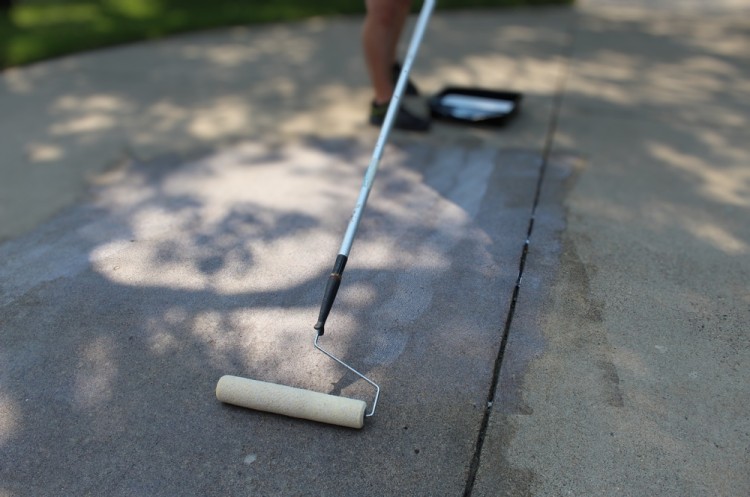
[[314, 254, 348, 336]]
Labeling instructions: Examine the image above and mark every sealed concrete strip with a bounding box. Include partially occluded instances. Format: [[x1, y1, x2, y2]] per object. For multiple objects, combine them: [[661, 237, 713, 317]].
[[0, 7, 577, 495], [0, 137, 554, 495]]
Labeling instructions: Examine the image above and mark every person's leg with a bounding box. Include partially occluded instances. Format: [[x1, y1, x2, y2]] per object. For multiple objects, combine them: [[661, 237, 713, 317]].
[[363, 0, 429, 131], [362, 0, 411, 104]]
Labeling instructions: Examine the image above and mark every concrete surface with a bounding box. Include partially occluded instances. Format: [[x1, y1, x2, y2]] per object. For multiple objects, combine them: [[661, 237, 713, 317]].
[[1, 2, 749, 496], [473, 4, 750, 497]]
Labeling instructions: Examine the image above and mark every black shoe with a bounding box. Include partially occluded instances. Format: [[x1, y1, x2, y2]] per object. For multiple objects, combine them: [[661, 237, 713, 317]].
[[393, 62, 420, 96], [370, 100, 430, 132]]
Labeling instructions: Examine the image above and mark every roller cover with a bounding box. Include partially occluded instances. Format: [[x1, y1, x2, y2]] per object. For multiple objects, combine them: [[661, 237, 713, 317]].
[[216, 375, 366, 429]]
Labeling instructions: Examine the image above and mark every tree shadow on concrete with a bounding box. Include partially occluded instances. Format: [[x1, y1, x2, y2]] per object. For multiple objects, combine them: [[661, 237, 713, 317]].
[[0, 126, 544, 496]]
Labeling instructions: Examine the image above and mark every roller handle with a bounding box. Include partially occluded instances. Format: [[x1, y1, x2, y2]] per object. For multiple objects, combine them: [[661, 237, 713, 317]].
[[314, 254, 348, 336]]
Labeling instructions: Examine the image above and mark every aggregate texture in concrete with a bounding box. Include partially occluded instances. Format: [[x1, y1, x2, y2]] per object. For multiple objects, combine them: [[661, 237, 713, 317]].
[[2, 2, 749, 496]]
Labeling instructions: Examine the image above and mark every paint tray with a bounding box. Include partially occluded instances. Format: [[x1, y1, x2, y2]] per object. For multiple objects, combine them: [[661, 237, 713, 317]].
[[428, 87, 522, 126]]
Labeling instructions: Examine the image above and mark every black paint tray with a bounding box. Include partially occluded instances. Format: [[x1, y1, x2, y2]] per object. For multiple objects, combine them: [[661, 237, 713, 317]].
[[428, 87, 522, 126]]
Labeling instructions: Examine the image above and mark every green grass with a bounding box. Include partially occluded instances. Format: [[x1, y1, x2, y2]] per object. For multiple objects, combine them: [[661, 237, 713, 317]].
[[1, 0, 572, 69]]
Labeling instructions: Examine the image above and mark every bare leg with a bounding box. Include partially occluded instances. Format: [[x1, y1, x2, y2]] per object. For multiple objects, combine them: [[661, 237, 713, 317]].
[[362, 0, 412, 104], [362, 0, 429, 132]]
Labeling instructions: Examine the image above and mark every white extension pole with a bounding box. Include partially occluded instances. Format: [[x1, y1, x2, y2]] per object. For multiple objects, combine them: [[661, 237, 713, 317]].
[[339, 0, 436, 257], [313, 0, 436, 339], [218, 2, 436, 429]]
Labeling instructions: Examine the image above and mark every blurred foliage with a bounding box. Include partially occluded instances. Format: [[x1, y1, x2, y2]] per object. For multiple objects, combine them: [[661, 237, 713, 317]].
[[1, 0, 572, 69]]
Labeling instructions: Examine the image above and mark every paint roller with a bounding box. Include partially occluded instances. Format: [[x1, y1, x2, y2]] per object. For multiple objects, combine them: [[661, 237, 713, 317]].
[[216, 0, 436, 428]]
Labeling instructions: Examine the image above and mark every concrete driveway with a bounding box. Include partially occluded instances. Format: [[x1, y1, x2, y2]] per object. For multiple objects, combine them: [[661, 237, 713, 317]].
[[1, 2, 748, 496]]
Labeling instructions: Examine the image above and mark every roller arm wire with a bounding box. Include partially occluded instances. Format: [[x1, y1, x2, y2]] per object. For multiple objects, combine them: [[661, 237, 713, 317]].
[[314, 334, 381, 417]]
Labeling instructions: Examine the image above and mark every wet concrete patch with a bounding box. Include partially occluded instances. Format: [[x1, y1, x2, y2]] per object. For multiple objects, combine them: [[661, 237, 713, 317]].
[[470, 154, 573, 497], [0, 138, 545, 496]]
